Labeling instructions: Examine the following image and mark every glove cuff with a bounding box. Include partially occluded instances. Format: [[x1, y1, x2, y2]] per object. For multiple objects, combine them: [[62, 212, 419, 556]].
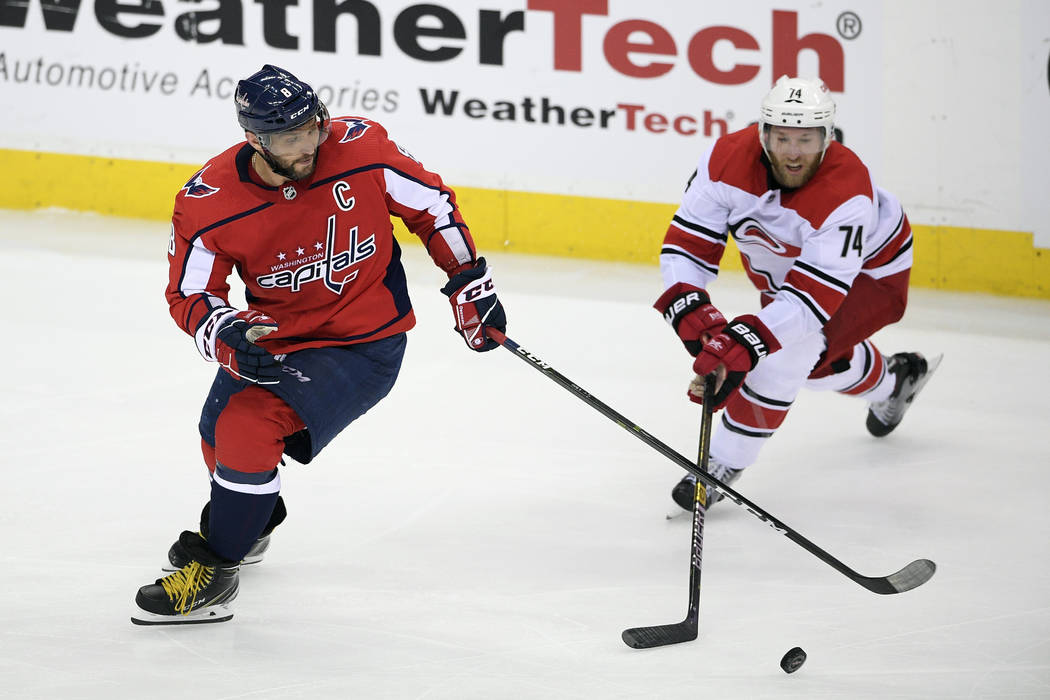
[[195, 306, 238, 362], [722, 314, 781, 369], [441, 257, 488, 297], [654, 282, 711, 333]]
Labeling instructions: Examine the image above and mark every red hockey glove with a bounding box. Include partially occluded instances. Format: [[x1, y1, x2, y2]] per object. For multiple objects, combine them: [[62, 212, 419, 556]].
[[440, 257, 506, 352], [212, 310, 282, 384], [654, 282, 727, 356], [690, 315, 780, 409]]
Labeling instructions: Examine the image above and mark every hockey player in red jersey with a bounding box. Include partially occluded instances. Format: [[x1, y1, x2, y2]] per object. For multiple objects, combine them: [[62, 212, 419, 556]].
[[131, 65, 507, 625], [656, 76, 940, 512]]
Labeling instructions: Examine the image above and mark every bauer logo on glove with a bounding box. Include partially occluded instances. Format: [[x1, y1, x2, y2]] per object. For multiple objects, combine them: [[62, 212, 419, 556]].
[[727, 321, 771, 358], [691, 314, 781, 409], [654, 282, 727, 357]]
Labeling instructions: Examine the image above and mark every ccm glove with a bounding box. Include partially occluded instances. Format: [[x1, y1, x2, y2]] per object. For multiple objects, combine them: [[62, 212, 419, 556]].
[[440, 257, 506, 352], [654, 282, 727, 356], [691, 314, 781, 409], [211, 310, 282, 384]]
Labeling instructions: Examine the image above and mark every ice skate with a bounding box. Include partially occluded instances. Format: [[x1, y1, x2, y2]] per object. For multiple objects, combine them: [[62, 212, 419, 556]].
[[669, 457, 743, 515], [866, 353, 942, 437], [163, 496, 286, 572], [164, 533, 271, 572], [132, 532, 239, 626]]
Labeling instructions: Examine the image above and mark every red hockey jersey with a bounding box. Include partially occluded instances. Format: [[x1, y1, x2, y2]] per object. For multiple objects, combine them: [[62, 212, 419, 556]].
[[166, 117, 477, 358], [660, 124, 912, 350]]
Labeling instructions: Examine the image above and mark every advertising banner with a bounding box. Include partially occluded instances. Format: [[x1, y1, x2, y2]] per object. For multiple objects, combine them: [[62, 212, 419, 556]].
[[1, 0, 882, 203]]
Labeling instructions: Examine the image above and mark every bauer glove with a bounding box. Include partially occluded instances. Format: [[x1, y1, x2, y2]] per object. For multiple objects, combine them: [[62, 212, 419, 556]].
[[654, 282, 727, 356], [690, 315, 780, 409]]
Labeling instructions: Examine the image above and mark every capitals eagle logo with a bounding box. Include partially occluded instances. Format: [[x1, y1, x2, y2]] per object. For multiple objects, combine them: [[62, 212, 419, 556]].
[[332, 117, 372, 144], [181, 166, 220, 199]]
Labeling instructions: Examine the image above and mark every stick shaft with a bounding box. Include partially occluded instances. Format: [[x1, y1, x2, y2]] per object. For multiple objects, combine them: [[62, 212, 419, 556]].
[[686, 377, 715, 623], [489, 330, 934, 595]]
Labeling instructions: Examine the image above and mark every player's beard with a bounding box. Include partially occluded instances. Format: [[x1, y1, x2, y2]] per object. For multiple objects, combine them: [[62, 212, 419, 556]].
[[269, 150, 318, 181], [768, 152, 821, 189]]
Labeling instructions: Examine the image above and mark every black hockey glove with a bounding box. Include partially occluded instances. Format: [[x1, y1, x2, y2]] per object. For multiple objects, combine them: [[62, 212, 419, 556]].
[[440, 257, 506, 352], [209, 310, 282, 384]]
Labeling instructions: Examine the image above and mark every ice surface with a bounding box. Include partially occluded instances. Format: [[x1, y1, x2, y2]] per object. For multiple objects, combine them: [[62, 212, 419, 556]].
[[1, 209, 1048, 699]]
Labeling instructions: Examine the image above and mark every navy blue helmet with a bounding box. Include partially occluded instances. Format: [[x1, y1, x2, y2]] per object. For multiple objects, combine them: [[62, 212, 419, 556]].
[[235, 64, 326, 135]]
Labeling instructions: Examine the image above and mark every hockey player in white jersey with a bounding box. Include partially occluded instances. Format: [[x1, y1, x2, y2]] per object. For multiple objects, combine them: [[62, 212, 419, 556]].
[[656, 76, 940, 511]]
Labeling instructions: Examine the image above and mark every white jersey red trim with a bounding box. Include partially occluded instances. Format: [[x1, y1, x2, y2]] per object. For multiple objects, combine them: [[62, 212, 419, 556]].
[[660, 125, 910, 349]]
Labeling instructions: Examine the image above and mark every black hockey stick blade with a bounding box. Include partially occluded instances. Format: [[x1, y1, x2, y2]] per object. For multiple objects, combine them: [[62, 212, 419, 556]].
[[487, 330, 937, 596], [622, 380, 714, 649], [622, 621, 697, 649], [860, 558, 936, 595]]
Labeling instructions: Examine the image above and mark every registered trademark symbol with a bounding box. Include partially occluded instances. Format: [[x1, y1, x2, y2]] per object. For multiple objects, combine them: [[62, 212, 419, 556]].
[[836, 11, 862, 40]]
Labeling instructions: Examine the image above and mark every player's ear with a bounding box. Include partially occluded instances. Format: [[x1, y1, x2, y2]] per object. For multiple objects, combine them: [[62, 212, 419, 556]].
[[245, 131, 261, 149]]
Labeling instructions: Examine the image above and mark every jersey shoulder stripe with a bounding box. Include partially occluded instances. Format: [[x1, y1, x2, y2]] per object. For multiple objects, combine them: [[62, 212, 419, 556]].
[[706, 125, 768, 198]]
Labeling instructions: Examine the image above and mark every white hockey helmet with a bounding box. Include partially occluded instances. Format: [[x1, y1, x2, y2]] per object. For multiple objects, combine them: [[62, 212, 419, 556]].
[[759, 75, 836, 157]]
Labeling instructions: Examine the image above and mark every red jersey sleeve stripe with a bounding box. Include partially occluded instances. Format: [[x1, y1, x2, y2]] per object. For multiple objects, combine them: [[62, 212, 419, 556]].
[[670, 214, 728, 243], [660, 246, 720, 277], [864, 210, 904, 260], [662, 225, 726, 271], [793, 260, 852, 294], [866, 218, 913, 270], [783, 268, 850, 324]]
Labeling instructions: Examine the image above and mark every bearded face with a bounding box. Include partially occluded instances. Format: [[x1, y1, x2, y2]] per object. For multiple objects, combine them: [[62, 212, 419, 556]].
[[261, 121, 322, 180], [763, 125, 825, 189]]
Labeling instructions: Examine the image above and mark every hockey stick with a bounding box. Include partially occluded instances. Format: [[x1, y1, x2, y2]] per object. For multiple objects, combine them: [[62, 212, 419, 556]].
[[622, 375, 715, 648], [487, 330, 936, 595]]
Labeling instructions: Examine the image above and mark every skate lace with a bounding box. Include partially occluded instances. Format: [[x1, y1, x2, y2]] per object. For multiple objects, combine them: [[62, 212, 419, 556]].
[[160, 561, 214, 615]]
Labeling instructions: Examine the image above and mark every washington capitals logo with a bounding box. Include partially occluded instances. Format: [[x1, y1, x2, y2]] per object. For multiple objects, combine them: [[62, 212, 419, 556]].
[[333, 117, 372, 143], [255, 215, 376, 294], [181, 166, 220, 199]]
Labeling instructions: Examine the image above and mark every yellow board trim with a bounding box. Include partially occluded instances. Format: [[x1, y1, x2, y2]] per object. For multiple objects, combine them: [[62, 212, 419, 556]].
[[4, 148, 1047, 299]]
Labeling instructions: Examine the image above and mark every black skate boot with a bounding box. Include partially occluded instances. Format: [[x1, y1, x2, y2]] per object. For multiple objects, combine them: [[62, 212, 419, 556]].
[[866, 353, 942, 437], [671, 458, 743, 512], [164, 497, 286, 572], [132, 531, 239, 625]]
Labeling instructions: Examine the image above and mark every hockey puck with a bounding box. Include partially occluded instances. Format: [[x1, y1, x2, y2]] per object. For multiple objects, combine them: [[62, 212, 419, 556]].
[[780, 646, 807, 673]]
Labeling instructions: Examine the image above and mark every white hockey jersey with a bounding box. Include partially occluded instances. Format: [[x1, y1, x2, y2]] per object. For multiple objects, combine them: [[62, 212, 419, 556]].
[[660, 125, 913, 350]]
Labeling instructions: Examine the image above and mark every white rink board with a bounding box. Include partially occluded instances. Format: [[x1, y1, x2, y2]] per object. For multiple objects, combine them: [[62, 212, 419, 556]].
[[0, 0, 882, 203]]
